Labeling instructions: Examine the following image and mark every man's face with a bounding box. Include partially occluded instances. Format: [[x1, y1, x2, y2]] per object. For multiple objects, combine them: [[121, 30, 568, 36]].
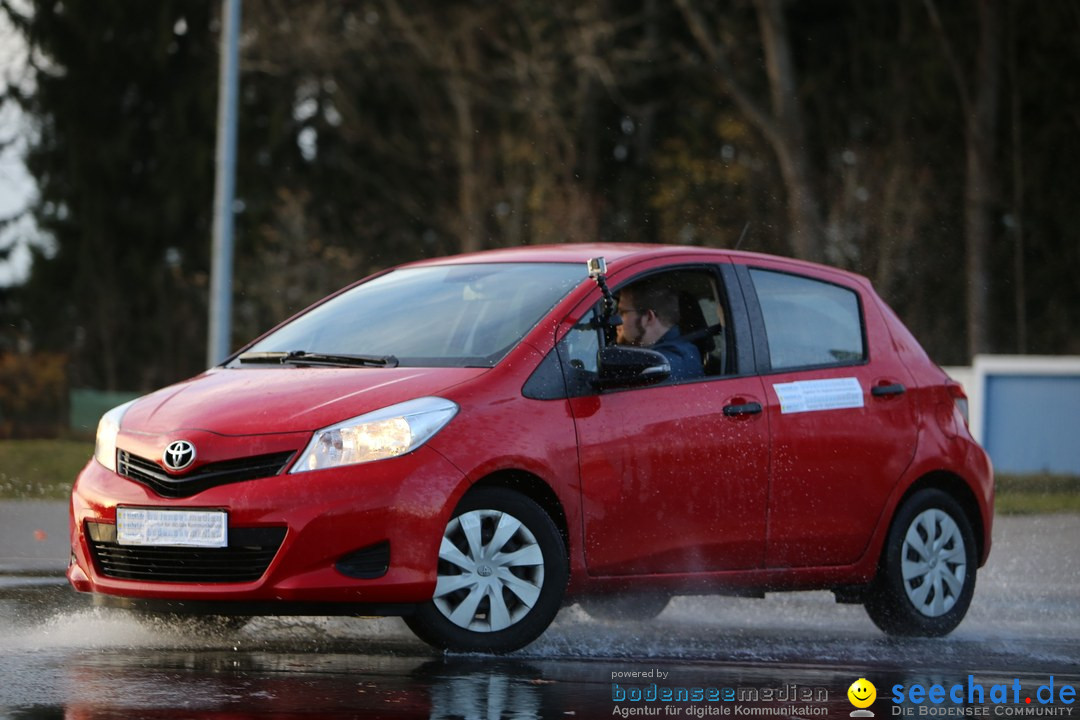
[[616, 293, 648, 346]]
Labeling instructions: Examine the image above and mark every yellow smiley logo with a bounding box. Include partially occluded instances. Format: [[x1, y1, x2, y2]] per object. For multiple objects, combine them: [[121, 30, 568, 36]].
[[848, 678, 877, 709]]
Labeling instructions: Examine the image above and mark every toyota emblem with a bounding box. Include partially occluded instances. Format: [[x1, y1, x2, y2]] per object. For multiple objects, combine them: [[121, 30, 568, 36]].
[[163, 440, 197, 472]]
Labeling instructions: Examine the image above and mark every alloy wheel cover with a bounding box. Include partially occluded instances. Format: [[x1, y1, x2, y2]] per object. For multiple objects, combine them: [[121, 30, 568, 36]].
[[901, 508, 968, 617], [433, 509, 546, 633]]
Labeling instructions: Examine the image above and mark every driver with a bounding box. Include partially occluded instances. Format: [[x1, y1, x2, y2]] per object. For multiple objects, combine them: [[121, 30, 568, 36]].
[[616, 279, 703, 381]]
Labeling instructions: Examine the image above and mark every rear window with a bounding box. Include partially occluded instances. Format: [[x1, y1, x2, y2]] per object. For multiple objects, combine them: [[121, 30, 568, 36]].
[[749, 268, 865, 371], [242, 263, 583, 367]]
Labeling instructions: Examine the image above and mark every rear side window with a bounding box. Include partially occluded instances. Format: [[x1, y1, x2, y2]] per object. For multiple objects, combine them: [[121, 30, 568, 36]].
[[749, 269, 865, 371]]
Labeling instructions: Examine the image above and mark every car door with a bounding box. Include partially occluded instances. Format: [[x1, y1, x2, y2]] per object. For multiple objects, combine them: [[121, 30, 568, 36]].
[[736, 260, 918, 569], [561, 261, 771, 576]]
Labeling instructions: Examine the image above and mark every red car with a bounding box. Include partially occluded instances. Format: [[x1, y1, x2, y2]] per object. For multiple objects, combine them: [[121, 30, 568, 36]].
[[69, 244, 993, 652]]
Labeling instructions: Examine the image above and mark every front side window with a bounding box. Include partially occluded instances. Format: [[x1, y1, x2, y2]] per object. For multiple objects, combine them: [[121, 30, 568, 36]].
[[749, 268, 865, 371], [554, 307, 603, 397], [614, 268, 729, 379], [239, 263, 584, 368], [551, 267, 730, 397]]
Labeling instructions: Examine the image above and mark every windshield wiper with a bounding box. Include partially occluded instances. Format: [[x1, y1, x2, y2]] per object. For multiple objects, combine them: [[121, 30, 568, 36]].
[[237, 350, 399, 368]]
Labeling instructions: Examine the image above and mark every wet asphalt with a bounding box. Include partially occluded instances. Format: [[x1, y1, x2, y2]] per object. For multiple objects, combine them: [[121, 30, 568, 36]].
[[0, 503, 1077, 719]]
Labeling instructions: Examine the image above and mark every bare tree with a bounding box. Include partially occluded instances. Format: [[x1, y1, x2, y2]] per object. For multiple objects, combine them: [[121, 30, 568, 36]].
[[925, 0, 1003, 359], [380, 1, 489, 253], [675, 0, 826, 261], [245, 1, 631, 256]]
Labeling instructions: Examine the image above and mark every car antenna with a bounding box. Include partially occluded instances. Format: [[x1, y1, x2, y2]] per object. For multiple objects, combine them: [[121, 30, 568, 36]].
[[734, 222, 751, 251]]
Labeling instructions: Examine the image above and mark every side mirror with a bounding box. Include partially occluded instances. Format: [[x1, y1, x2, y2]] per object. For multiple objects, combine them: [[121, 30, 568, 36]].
[[596, 345, 670, 389]]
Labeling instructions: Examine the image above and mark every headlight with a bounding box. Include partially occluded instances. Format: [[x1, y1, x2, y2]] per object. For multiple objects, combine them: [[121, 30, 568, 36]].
[[292, 396, 459, 473], [94, 400, 137, 472]]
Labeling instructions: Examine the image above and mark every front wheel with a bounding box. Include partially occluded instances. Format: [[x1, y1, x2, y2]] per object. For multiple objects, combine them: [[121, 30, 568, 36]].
[[404, 487, 568, 653], [864, 489, 977, 637]]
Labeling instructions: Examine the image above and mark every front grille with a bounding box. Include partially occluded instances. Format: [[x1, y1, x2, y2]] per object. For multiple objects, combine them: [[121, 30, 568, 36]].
[[118, 450, 295, 498], [87, 523, 287, 583]]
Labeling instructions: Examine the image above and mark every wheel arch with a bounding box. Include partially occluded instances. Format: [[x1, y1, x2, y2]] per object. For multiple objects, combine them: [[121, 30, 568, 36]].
[[468, 470, 571, 559], [890, 471, 987, 565]]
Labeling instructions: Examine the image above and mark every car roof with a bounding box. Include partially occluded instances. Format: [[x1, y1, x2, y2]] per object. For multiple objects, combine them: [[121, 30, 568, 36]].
[[401, 243, 675, 267], [399, 243, 869, 285]]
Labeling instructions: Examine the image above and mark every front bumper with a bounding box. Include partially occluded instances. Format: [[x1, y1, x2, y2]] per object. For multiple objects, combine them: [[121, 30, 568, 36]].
[[68, 445, 466, 609]]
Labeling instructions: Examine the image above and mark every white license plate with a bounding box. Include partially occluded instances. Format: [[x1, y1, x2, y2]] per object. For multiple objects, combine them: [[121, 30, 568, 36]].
[[116, 508, 228, 548]]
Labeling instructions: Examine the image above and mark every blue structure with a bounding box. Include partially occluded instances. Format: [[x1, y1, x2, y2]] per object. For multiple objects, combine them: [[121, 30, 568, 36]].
[[982, 371, 1080, 475]]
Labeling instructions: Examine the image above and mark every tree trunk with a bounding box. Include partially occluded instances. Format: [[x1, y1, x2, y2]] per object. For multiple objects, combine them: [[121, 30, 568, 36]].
[[449, 67, 483, 255], [754, 0, 826, 262], [1007, 0, 1026, 353], [675, 0, 827, 262], [963, 0, 1002, 359], [925, 0, 1002, 360]]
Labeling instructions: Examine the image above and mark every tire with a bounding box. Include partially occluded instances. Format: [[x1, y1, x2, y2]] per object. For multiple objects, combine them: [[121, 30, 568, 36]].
[[404, 487, 568, 653], [579, 593, 671, 623], [864, 488, 977, 637]]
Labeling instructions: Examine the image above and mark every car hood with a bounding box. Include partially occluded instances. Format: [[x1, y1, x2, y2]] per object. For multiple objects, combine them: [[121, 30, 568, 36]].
[[121, 366, 487, 436]]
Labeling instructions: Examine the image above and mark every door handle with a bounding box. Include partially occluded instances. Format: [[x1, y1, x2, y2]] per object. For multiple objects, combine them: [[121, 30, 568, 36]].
[[871, 383, 906, 397], [723, 402, 763, 417]]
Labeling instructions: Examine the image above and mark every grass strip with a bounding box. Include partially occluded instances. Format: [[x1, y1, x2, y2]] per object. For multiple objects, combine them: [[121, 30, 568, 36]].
[[0, 439, 93, 500]]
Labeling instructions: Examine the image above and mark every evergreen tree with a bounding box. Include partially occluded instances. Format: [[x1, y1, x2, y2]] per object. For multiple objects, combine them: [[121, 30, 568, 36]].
[[3, 1, 218, 390]]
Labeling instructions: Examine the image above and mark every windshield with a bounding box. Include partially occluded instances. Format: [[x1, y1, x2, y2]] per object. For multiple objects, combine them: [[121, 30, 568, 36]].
[[236, 263, 584, 368]]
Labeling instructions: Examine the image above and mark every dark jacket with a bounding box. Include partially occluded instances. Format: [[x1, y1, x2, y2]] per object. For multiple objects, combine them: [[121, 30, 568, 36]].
[[651, 326, 703, 382]]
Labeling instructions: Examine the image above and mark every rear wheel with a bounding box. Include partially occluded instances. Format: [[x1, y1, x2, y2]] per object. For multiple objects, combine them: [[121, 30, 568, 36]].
[[404, 487, 568, 653], [864, 489, 977, 637]]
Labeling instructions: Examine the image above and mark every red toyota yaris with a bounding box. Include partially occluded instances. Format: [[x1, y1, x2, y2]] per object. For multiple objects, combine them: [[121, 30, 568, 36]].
[[69, 244, 993, 652]]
